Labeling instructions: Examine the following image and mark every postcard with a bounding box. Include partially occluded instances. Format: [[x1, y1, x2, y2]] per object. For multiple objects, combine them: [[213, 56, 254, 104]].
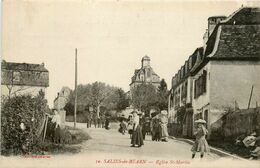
[[1, 0, 260, 168]]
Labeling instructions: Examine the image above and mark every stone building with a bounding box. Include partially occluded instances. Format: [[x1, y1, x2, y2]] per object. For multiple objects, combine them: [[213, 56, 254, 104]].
[[53, 87, 71, 128], [168, 7, 260, 139], [53, 86, 71, 110], [130, 56, 160, 95], [1, 60, 49, 99]]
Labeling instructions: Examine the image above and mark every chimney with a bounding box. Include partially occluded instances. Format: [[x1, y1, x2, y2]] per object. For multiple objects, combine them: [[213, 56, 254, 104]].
[[208, 16, 227, 37]]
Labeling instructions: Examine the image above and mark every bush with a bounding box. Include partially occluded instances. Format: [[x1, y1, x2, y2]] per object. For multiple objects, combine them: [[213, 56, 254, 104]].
[[1, 94, 48, 155]]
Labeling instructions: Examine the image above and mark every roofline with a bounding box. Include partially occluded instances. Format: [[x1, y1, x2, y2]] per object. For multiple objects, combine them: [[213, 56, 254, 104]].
[[1, 61, 49, 72], [208, 16, 227, 20], [129, 81, 161, 86], [1, 68, 49, 72], [1, 83, 49, 87]]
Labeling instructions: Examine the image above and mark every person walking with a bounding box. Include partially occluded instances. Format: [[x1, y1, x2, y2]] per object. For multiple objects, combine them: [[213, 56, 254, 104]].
[[93, 115, 98, 128], [159, 110, 169, 142], [105, 116, 110, 130], [127, 115, 134, 138], [191, 119, 210, 159], [139, 113, 146, 140], [151, 115, 161, 141], [130, 111, 144, 147], [87, 114, 91, 128], [119, 118, 127, 135], [51, 109, 61, 144], [97, 117, 101, 128], [101, 115, 105, 128]]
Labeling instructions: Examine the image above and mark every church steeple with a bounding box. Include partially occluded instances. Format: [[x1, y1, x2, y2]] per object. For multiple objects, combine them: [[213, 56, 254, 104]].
[[141, 55, 150, 68]]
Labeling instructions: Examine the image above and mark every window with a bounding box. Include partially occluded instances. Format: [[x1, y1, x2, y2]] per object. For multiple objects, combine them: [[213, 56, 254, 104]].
[[194, 70, 207, 99], [141, 75, 144, 81], [13, 71, 21, 82]]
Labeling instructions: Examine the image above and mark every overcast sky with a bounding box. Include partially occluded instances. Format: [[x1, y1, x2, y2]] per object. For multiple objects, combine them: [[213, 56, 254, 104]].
[[2, 0, 259, 107]]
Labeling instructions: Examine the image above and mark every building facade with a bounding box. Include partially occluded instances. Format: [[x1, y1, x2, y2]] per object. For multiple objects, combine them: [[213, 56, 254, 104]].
[[53, 87, 71, 128], [53, 86, 71, 110], [168, 7, 260, 139], [130, 56, 160, 95], [1, 60, 49, 99]]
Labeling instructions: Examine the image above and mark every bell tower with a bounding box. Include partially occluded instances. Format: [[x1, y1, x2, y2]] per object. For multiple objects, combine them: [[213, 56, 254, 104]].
[[141, 55, 150, 68]]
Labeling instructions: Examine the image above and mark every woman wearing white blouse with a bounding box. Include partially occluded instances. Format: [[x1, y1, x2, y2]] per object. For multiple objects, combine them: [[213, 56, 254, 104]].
[[130, 111, 144, 147], [52, 110, 61, 143]]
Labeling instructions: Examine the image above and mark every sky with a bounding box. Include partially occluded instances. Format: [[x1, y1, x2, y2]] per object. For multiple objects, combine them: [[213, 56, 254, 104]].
[[2, 0, 259, 107]]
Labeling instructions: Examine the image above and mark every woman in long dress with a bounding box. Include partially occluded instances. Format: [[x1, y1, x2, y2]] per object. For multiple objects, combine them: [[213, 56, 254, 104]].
[[51, 110, 61, 143], [130, 111, 144, 147], [191, 119, 210, 159], [159, 110, 169, 142], [127, 115, 134, 138]]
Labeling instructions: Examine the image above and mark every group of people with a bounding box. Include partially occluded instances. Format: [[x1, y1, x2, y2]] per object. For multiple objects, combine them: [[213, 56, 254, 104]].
[[150, 110, 169, 142], [86, 115, 106, 128], [118, 110, 170, 148], [118, 110, 211, 159]]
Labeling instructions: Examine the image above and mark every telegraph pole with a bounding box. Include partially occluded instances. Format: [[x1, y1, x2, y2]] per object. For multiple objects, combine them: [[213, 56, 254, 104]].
[[74, 48, 78, 128], [248, 85, 254, 109]]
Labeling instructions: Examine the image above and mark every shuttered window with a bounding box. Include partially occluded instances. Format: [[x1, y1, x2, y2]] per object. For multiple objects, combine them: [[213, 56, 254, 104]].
[[194, 70, 207, 99]]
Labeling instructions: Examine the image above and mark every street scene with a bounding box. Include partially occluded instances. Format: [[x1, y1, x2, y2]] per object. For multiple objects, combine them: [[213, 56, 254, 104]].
[[1, 1, 260, 168]]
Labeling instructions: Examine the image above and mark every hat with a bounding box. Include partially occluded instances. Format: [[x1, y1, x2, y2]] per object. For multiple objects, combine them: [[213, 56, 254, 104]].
[[195, 119, 206, 124], [251, 132, 257, 136], [137, 111, 143, 116], [151, 112, 159, 118], [131, 111, 137, 114], [161, 110, 168, 115]]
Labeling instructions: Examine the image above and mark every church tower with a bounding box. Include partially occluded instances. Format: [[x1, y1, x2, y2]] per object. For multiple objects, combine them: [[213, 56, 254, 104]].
[[141, 55, 150, 68]]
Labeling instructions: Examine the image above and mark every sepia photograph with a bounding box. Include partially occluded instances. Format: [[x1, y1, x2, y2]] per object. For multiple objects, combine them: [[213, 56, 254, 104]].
[[1, 0, 260, 167]]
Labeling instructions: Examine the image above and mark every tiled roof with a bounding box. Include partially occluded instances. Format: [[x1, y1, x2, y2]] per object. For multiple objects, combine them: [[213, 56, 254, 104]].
[[180, 7, 260, 77], [212, 24, 260, 60], [221, 7, 260, 25], [2, 61, 48, 72]]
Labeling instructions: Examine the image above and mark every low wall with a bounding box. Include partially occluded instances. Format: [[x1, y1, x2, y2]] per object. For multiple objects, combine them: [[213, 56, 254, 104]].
[[223, 108, 260, 139]]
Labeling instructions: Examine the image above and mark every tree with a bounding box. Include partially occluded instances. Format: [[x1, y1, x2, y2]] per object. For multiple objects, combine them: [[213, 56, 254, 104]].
[[115, 88, 130, 112], [1, 93, 48, 155], [64, 82, 129, 118], [91, 82, 112, 118], [157, 79, 169, 111], [131, 83, 158, 114]]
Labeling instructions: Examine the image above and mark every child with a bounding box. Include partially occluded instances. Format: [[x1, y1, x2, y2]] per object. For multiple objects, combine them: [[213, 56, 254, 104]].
[[191, 119, 210, 159]]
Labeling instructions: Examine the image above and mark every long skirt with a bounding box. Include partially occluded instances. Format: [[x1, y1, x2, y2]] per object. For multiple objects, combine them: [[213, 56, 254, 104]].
[[54, 125, 61, 143], [160, 123, 169, 138], [131, 125, 144, 146], [191, 137, 210, 153]]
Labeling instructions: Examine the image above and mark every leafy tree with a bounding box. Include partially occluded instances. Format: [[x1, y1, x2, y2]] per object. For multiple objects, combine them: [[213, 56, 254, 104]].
[[115, 88, 130, 112], [131, 83, 158, 114], [1, 93, 48, 155], [65, 82, 129, 118], [157, 79, 169, 111]]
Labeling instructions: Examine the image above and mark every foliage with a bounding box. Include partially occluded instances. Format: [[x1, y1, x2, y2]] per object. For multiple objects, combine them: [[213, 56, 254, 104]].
[[131, 79, 169, 114], [42, 126, 91, 154], [65, 82, 129, 118], [115, 88, 130, 112], [157, 79, 169, 111], [131, 83, 158, 113], [1, 94, 48, 155]]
